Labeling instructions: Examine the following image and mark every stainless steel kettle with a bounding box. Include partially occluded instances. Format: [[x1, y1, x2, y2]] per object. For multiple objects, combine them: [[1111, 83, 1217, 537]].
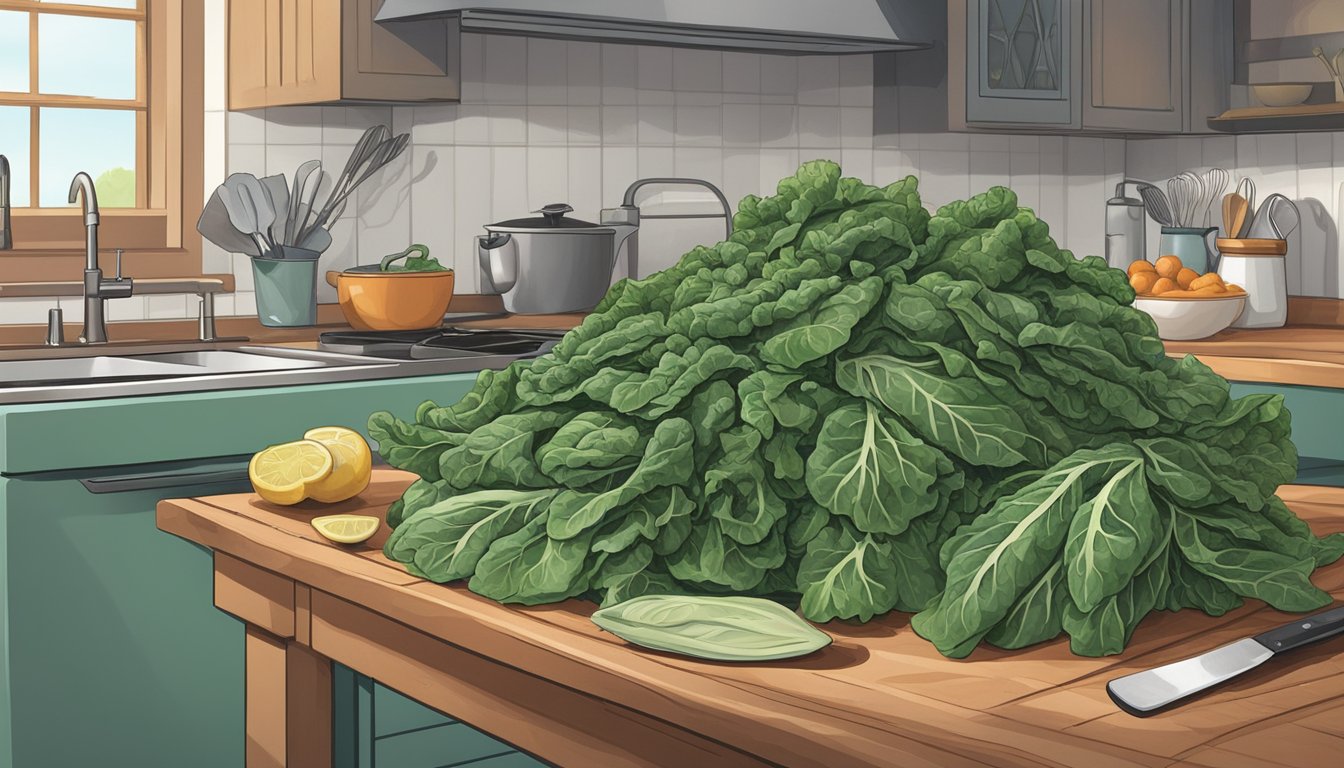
[[477, 203, 637, 314]]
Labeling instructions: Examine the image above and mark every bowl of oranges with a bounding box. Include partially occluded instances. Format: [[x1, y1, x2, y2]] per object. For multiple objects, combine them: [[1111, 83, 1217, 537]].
[[1128, 255, 1246, 340]]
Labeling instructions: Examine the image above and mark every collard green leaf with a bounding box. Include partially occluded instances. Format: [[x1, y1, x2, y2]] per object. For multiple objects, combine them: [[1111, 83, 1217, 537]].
[[805, 402, 944, 535], [983, 560, 1067, 650], [797, 519, 899, 622], [591, 595, 832, 661], [837, 354, 1032, 467], [469, 514, 597, 604], [1064, 457, 1157, 612], [384, 489, 556, 582], [911, 445, 1140, 657], [1174, 511, 1330, 612]]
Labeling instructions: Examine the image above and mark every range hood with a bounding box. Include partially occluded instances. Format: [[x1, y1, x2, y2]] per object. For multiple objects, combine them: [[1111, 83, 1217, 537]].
[[375, 0, 932, 55]]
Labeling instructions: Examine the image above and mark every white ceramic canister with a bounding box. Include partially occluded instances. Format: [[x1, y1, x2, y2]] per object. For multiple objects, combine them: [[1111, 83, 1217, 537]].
[[1214, 238, 1287, 328]]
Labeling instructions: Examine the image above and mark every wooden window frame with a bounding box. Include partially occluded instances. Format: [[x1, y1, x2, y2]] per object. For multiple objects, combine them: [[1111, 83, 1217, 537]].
[[0, 0, 204, 280]]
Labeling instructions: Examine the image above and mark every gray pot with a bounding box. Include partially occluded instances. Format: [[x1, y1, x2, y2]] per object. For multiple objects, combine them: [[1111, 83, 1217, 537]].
[[477, 203, 637, 314]]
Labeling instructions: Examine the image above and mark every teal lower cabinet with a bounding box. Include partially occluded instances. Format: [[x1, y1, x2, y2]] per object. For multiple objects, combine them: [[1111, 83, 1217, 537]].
[[334, 667, 548, 768], [0, 374, 477, 768], [1228, 382, 1344, 485]]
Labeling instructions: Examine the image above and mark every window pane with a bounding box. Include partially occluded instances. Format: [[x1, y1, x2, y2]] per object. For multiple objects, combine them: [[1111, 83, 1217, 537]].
[[39, 108, 136, 207], [38, 15, 136, 100], [0, 11, 28, 93], [0, 106, 31, 207], [39, 0, 139, 8]]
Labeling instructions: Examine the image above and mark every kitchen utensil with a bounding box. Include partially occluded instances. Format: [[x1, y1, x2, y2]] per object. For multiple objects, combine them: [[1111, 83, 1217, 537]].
[[197, 189, 262, 256], [325, 247, 456, 331], [287, 160, 322, 245], [1221, 192, 1250, 240], [301, 126, 408, 243], [1158, 226, 1218, 273], [1215, 237, 1288, 329], [1105, 180, 1147, 270], [477, 202, 638, 314], [1136, 182, 1174, 227], [1107, 604, 1344, 716], [1132, 293, 1245, 340], [1235, 176, 1256, 234], [1166, 172, 1205, 227], [221, 173, 276, 257], [259, 174, 291, 248], [1246, 193, 1299, 239], [1199, 167, 1229, 227], [1251, 83, 1313, 107]]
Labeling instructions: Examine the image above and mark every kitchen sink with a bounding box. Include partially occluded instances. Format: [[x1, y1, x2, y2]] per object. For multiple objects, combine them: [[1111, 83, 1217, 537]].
[[0, 355, 205, 387]]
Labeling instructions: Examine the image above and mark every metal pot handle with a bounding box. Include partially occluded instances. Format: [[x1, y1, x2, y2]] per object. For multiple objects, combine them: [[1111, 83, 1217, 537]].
[[477, 233, 517, 293]]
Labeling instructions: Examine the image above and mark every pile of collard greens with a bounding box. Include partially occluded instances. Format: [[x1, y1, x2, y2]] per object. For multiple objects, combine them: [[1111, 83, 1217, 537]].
[[370, 161, 1344, 657]]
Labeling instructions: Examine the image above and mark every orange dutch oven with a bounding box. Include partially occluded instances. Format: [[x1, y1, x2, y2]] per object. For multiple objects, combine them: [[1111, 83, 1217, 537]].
[[325, 245, 455, 331]]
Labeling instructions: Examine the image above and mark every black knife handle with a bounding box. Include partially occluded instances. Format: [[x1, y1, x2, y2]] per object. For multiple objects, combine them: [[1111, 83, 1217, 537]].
[[1253, 604, 1344, 654]]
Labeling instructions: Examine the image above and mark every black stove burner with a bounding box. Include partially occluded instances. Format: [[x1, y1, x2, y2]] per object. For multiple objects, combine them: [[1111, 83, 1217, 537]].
[[318, 326, 564, 360]]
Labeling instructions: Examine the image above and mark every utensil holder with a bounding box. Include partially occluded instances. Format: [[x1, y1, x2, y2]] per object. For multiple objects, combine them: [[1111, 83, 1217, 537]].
[[1159, 226, 1218, 273], [1215, 238, 1288, 329], [251, 247, 320, 327]]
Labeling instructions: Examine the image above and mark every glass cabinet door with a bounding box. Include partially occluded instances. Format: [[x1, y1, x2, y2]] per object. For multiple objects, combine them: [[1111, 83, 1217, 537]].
[[966, 0, 1081, 126]]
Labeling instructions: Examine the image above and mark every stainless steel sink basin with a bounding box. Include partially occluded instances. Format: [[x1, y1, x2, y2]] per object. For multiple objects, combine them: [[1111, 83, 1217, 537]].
[[130, 350, 331, 373], [0, 343, 509, 405], [0, 356, 204, 387]]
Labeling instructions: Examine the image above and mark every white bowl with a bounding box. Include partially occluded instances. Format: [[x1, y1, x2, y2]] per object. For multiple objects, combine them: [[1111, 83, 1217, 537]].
[[1134, 294, 1246, 340], [1253, 83, 1312, 108]]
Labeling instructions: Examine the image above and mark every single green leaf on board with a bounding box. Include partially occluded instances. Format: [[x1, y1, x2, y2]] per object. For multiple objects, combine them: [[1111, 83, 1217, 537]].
[[591, 594, 832, 661]]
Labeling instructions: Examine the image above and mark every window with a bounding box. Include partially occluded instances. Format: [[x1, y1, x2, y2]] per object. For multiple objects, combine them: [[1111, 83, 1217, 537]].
[[0, 0, 203, 270]]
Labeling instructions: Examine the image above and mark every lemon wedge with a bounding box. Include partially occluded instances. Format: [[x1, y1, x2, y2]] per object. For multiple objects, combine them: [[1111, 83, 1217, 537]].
[[249, 439, 334, 505], [311, 514, 381, 544], [302, 426, 373, 503]]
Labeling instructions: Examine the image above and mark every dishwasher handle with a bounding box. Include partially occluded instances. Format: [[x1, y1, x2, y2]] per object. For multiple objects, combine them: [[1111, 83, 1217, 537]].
[[79, 458, 253, 494]]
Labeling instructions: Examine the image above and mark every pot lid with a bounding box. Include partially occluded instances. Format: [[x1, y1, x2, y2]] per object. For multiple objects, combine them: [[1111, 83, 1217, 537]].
[[489, 203, 604, 230]]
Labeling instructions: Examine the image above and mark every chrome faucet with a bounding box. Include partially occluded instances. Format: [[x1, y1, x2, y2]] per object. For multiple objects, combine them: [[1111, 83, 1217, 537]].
[[1, 154, 11, 250], [69, 172, 132, 343]]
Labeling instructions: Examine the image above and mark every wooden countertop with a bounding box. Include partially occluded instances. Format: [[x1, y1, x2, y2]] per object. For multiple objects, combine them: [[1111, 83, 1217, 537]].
[[1164, 326, 1344, 389], [158, 471, 1344, 767]]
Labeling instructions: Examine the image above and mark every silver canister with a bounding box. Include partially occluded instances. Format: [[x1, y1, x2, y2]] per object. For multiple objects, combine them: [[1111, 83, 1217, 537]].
[[1105, 181, 1146, 270]]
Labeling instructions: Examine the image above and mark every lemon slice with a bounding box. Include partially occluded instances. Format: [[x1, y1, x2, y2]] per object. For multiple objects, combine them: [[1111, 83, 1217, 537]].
[[249, 439, 334, 505], [302, 426, 373, 503], [312, 514, 381, 544]]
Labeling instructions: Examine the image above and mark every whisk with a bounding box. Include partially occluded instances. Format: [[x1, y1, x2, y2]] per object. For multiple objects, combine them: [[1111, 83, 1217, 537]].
[[1199, 167, 1230, 228], [1166, 172, 1205, 228]]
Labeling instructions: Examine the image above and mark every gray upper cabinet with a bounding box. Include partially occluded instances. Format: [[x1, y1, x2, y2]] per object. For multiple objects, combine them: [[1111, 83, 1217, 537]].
[[948, 0, 1230, 134], [963, 0, 1082, 128]]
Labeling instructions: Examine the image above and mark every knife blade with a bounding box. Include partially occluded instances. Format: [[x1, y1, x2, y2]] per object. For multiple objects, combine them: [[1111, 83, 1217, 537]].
[[1107, 603, 1344, 717]]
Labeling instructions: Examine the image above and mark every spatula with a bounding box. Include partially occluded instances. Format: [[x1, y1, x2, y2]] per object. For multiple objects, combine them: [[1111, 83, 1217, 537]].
[[1222, 193, 1250, 239]]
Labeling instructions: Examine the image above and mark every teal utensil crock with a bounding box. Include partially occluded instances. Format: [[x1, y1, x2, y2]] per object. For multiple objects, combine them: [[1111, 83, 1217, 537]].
[[1158, 226, 1218, 273], [251, 247, 320, 327]]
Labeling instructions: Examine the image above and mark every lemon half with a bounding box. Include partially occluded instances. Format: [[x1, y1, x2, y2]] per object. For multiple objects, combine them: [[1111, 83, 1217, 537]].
[[249, 439, 334, 505], [312, 514, 381, 544], [302, 426, 373, 503]]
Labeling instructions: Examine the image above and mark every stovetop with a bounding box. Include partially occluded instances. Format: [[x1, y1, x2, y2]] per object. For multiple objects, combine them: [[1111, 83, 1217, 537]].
[[318, 326, 566, 360]]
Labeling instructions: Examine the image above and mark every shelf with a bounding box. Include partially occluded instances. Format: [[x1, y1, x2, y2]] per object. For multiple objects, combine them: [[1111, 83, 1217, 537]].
[[1208, 102, 1344, 133]]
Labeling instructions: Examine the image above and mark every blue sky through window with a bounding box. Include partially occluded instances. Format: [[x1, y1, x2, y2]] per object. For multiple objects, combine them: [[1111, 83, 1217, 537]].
[[39, 14, 136, 100], [0, 11, 28, 92]]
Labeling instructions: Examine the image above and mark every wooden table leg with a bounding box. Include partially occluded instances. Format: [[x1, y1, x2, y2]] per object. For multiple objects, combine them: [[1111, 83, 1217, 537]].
[[246, 625, 333, 768]]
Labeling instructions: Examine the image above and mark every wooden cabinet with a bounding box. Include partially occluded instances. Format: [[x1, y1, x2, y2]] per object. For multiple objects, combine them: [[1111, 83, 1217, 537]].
[[229, 0, 461, 110], [948, 0, 1231, 134]]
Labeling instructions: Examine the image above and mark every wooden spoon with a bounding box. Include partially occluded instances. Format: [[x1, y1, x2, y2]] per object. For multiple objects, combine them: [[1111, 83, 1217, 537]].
[[1222, 192, 1250, 239]]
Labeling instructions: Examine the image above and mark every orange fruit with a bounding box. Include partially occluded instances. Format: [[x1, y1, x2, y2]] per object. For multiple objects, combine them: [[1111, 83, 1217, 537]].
[[1129, 272, 1158, 295], [1127, 260, 1156, 277], [1176, 268, 1200, 289], [1150, 277, 1178, 295], [1154, 255, 1183, 279]]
